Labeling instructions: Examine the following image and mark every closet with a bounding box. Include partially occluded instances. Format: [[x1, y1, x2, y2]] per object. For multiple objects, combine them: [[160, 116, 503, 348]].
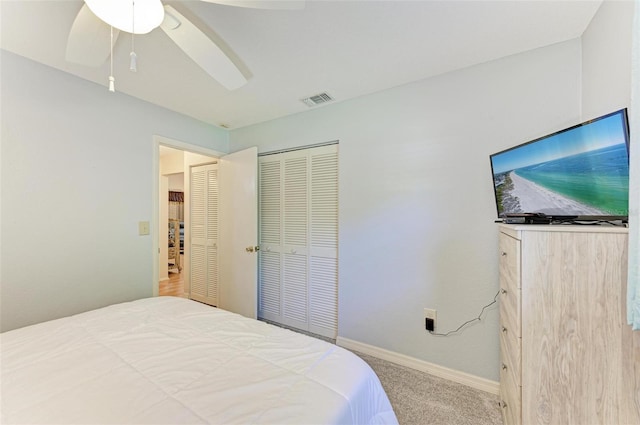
[[258, 144, 339, 339]]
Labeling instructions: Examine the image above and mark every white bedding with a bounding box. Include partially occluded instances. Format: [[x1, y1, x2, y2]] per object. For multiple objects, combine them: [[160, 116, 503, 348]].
[[0, 297, 398, 424]]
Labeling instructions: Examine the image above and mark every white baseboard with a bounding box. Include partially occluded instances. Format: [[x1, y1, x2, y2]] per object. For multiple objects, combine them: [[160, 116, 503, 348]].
[[336, 336, 499, 395]]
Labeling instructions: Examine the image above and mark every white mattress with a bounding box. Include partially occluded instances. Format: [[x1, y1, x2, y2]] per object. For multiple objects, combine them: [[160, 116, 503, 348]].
[[1, 297, 398, 424]]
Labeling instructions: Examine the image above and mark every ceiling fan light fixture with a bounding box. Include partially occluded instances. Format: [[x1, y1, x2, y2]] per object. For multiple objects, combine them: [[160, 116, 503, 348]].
[[84, 0, 165, 34]]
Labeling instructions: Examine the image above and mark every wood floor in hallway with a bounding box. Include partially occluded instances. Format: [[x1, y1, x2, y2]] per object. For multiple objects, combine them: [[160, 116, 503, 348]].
[[159, 264, 187, 298]]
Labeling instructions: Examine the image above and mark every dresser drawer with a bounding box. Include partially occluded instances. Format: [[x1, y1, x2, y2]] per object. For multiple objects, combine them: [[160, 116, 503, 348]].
[[499, 358, 522, 425], [499, 285, 520, 339], [499, 233, 521, 289], [500, 328, 521, 389]]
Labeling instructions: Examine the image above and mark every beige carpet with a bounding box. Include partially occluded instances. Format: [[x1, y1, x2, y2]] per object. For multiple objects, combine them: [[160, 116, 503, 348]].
[[258, 319, 503, 424], [355, 352, 504, 425]]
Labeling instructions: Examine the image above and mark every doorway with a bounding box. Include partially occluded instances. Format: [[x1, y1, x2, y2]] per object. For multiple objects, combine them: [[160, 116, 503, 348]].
[[152, 137, 260, 319], [158, 174, 185, 296], [153, 136, 223, 299]]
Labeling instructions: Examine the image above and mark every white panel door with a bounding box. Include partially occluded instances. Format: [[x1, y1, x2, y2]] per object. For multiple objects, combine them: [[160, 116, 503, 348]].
[[189, 163, 219, 306], [219, 147, 258, 319]]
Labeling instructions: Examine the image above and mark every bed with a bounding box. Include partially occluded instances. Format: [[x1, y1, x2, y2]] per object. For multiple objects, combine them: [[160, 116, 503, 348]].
[[0, 296, 398, 424]]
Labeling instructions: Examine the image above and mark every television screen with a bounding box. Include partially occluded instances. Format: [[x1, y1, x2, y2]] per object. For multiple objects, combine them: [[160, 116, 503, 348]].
[[490, 109, 630, 220]]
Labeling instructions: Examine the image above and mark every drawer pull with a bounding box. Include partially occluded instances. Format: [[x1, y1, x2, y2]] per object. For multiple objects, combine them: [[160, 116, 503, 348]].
[[502, 326, 508, 333], [501, 363, 508, 371], [501, 288, 507, 295]]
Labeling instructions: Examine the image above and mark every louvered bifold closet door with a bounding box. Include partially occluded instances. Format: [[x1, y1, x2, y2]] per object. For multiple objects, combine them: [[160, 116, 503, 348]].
[[282, 153, 309, 330], [190, 163, 219, 306], [308, 146, 338, 337], [258, 145, 338, 339], [258, 157, 282, 320]]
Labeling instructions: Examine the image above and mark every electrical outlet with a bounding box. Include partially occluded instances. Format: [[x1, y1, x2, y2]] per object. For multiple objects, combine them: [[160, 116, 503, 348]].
[[425, 318, 435, 332], [424, 308, 437, 331]]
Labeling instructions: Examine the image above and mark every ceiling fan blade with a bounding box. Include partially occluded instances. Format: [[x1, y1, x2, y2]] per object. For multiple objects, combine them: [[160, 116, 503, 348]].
[[65, 4, 120, 67], [160, 5, 247, 91], [200, 0, 305, 10]]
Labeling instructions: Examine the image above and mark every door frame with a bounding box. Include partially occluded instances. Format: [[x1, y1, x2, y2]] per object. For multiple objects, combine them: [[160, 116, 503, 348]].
[[151, 135, 225, 297]]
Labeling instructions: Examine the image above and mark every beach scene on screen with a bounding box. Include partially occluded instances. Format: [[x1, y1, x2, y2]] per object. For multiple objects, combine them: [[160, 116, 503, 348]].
[[491, 114, 629, 216]]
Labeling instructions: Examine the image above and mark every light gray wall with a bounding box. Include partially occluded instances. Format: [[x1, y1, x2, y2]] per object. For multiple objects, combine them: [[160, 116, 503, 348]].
[[581, 0, 633, 118], [0, 51, 228, 332], [230, 40, 582, 381], [581, 0, 637, 333]]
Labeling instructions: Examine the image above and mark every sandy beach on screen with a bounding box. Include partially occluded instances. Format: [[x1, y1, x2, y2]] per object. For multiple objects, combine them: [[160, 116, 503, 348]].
[[508, 171, 604, 215]]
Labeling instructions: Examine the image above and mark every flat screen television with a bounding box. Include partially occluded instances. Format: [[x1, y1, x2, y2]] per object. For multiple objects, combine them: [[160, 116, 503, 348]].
[[490, 109, 630, 222]]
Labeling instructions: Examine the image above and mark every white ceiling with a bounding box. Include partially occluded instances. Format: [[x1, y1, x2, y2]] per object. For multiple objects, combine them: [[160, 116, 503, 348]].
[[1, 0, 602, 129]]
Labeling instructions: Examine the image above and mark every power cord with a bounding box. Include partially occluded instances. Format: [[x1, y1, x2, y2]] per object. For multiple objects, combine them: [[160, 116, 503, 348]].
[[429, 291, 500, 337]]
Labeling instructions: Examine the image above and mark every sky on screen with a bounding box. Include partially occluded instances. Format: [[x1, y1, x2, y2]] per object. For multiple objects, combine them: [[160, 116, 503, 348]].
[[491, 112, 627, 174]]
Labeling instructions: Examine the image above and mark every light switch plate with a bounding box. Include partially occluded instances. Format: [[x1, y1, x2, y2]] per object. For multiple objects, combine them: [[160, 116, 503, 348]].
[[138, 221, 150, 235]]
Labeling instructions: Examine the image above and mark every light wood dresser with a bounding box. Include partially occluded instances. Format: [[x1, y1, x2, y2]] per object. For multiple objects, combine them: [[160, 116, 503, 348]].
[[498, 224, 640, 425]]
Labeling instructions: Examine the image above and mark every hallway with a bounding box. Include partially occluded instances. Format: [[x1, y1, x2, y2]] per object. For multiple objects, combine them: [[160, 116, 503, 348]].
[[159, 256, 187, 298]]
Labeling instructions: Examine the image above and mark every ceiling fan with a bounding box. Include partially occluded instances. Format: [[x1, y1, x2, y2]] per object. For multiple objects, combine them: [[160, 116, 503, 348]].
[[65, 0, 304, 91]]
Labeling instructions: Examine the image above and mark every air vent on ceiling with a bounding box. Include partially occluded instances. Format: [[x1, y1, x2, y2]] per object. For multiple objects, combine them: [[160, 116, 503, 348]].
[[301, 92, 334, 107]]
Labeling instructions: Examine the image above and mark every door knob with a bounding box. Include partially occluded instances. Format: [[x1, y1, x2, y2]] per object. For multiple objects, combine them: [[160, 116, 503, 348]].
[[245, 246, 260, 253]]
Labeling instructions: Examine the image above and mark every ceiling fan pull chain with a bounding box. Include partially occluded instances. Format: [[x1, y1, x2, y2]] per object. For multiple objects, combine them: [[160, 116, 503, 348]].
[[130, 50, 137, 73], [109, 25, 115, 92], [130, 0, 137, 72]]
